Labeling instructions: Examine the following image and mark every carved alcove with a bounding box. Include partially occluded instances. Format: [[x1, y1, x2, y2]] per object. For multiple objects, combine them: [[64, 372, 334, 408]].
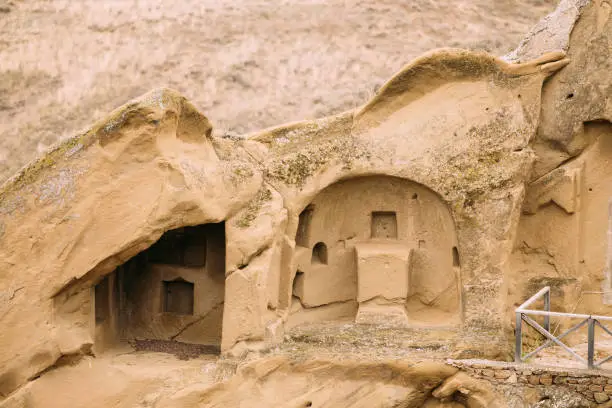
[[311, 242, 328, 264], [287, 175, 461, 328], [371, 211, 398, 239]]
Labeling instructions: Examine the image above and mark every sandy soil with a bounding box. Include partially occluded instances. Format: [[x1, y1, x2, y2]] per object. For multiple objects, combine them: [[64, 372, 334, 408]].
[[0, 0, 557, 182]]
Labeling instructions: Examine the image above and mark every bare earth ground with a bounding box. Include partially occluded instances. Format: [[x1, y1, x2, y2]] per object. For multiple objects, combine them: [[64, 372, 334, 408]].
[[7, 321, 604, 408], [0, 0, 557, 183]]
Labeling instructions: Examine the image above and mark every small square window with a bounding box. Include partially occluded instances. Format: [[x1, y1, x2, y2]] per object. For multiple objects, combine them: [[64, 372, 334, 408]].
[[371, 212, 398, 239], [163, 279, 194, 315]]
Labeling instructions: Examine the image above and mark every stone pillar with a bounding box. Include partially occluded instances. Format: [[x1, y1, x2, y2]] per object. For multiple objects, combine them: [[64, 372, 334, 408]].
[[354, 242, 412, 326]]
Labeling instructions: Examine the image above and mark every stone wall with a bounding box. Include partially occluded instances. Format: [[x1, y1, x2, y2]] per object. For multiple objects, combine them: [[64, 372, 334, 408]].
[[450, 359, 612, 405]]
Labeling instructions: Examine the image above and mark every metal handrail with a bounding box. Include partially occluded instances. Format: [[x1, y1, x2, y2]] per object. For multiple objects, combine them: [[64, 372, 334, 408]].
[[515, 286, 612, 369]]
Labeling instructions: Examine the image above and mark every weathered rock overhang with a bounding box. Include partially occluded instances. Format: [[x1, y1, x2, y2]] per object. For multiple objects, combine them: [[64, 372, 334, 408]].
[[1, 0, 610, 400]]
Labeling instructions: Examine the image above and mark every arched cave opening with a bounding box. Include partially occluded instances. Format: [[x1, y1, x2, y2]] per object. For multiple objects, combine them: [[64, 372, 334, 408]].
[[311, 242, 328, 264], [296, 205, 314, 247], [92, 222, 226, 353], [286, 176, 461, 328]]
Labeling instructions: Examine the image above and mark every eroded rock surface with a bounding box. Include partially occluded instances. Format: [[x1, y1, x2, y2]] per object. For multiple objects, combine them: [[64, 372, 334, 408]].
[[0, 0, 611, 406], [141, 357, 503, 408]]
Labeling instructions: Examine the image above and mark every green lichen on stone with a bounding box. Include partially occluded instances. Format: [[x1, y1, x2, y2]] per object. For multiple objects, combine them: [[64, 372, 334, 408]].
[[249, 112, 359, 188], [265, 131, 370, 187], [440, 52, 498, 77], [231, 164, 255, 181], [362, 49, 503, 114], [0, 88, 186, 203], [266, 151, 328, 187], [234, 186, 273, 229], [434, 113, 529, 216], [0, 130, 94, 203], [251, 112, 353, 152]]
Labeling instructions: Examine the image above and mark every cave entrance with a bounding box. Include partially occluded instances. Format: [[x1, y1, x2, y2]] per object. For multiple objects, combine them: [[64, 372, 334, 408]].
[[92, 222, 226, 352], [286, 176, 460, 328]]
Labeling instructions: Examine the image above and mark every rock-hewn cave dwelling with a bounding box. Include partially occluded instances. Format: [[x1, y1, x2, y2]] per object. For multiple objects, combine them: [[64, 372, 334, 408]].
[[88, 222, 226, 352], [0, 0, 611, 406]]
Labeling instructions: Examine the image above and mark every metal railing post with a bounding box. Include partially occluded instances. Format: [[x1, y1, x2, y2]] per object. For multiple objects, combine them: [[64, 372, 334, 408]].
[[588, 317, 595, 369], [515, 311, 522, 363], [543, 288, 551, 332], [516, 287, 612, 369]]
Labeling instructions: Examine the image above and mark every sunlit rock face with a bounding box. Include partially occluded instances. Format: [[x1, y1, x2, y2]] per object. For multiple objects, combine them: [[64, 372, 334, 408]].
[[1, 1, 610, 407]]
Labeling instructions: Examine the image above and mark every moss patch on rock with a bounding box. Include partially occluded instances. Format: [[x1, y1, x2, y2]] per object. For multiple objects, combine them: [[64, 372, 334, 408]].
[[234, 186, 274, 229]]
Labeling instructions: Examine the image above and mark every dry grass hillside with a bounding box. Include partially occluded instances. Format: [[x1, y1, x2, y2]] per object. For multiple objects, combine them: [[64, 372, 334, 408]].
[[0, 0, 557, 182]]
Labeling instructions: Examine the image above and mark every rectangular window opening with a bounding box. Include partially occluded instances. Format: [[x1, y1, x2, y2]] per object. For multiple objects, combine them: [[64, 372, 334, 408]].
[[163, 279, 194, 315], [371, 211, 398, 239]]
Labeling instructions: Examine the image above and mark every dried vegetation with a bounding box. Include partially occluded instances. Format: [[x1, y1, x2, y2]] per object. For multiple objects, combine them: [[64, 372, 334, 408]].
[[0, 0, 556, 182]]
